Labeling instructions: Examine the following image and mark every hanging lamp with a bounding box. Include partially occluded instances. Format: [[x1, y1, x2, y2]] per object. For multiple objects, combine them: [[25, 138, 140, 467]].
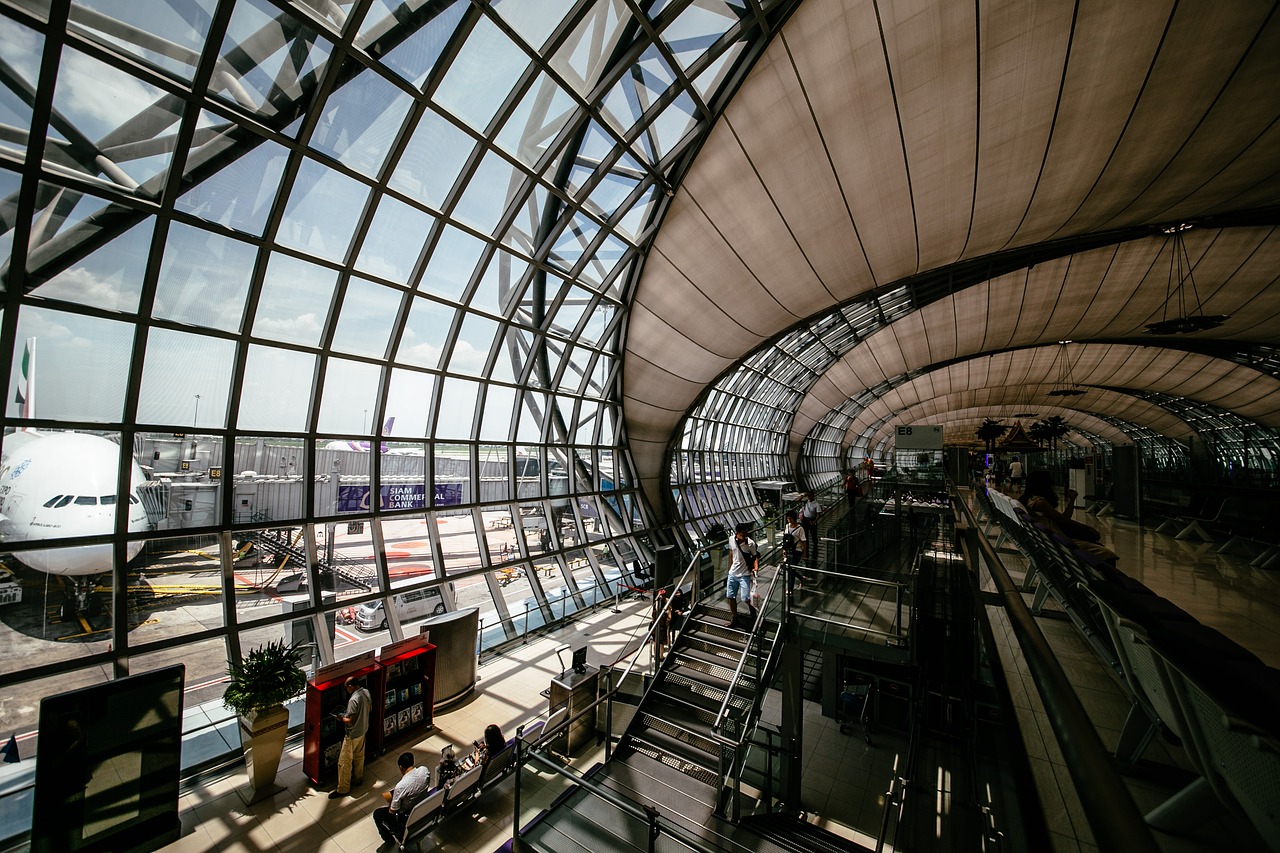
[[1143, 224, 1229, 335], [1046, 340, 1086, 397]]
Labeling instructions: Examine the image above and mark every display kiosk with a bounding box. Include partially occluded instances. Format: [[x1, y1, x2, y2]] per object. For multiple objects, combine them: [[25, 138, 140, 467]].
[[303, 651, 379, 786], [375, 633, 436, 749]]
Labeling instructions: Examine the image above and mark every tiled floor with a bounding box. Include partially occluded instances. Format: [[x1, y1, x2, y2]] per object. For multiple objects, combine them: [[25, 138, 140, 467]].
[[161, 500, 1280, 853]]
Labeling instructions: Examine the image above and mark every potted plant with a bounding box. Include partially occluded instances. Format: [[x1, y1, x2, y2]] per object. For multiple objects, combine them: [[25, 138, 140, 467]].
[[224, 640, 308, 796]]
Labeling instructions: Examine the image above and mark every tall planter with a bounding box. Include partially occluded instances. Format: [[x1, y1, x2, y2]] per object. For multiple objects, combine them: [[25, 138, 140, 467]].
[[240, 704, 290, 794], [224, 641, 308, 798]]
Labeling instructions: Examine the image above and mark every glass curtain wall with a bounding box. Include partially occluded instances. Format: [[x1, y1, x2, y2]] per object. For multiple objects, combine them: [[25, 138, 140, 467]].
[[0, 0, 792, 758]]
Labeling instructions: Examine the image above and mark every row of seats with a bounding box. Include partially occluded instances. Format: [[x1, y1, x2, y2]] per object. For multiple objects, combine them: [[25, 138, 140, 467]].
[[394, 707, 568, 851], [979, 488, 1280, 850]]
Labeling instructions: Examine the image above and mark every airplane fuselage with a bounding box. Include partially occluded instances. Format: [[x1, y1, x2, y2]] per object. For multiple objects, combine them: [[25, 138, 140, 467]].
[[0, 431, 149, 576]]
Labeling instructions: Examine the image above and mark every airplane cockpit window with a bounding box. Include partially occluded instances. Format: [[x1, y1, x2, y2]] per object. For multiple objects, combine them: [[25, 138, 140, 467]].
[[42, 496, 65, 508], [55, 496, 75, 508], [101, 495, 117, 505], [74, 496, 98, 506]]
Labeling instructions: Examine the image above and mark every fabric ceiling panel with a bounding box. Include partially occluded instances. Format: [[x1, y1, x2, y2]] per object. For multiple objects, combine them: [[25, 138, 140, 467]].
[[785, 0, 917, 285], [623, 300, 737, 411], [1014, 2, 1176, 242], [1061, 3, 1268, 233], [885, 311, 931, 372], [721, 27, 879, 299], [967, 0, 1076, 251], [883, 0, 980, 271], [678, 125, 834, 316], [642, 205, 781, 340], [1117, 10, 1280, 223]]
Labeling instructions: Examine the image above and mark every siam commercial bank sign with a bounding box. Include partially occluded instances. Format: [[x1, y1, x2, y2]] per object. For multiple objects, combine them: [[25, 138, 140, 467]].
[[336, 483, 463, 513]]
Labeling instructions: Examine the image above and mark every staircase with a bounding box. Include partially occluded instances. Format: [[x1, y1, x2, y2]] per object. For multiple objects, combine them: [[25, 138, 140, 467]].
[[619, 600, 769, 789], [245, 526, 377, 591], [519, 595, 792, 853]]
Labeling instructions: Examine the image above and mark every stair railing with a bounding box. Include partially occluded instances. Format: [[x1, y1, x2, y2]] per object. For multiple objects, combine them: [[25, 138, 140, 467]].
[[515, 745, 725, 853], [709, 562, 788, 820]]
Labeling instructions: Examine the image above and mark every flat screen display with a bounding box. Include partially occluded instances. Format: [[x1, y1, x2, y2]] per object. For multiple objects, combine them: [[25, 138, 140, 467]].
[[32, 665, 184, 853]]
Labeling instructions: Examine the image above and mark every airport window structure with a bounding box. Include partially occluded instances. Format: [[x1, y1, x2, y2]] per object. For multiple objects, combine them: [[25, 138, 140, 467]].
[[0, 0, 794, 758]]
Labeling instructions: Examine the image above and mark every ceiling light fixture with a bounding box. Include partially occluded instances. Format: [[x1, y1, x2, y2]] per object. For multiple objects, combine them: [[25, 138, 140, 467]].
[[1143, 224, 1228, 335], [1046, 340, 1086, 397]]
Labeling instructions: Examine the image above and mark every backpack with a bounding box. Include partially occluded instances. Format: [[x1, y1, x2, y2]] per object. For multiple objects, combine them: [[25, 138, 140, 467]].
[[781, 532, 797, 555]]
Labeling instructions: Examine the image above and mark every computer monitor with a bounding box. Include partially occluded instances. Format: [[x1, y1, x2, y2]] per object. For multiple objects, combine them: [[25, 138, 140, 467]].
[[571, 644, 588, 674]]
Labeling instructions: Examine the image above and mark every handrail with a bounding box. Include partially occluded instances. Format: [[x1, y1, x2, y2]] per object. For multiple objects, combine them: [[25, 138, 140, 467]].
[[518, 747, 714, 853], [951, 486, 1161, 853], [708, 563, 786, 746]]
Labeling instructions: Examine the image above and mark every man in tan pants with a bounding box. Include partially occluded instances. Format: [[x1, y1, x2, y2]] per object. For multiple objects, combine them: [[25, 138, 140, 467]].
[[330, 676, 371, 798]]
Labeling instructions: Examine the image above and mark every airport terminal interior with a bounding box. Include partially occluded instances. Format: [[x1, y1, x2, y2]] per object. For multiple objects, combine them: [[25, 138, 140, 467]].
[[1, 0, 1279, 851]]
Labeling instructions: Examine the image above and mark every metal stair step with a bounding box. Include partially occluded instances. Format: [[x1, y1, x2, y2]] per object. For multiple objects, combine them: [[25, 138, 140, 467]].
[[626, 726, 721, 778]]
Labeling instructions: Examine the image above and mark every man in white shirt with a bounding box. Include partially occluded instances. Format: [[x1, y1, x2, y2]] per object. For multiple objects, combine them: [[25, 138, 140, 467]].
[[1009, 456, 1024, 489], [373, 751, 432, 844], [800, 493, 821, 558], [726, 522, 758, 628]]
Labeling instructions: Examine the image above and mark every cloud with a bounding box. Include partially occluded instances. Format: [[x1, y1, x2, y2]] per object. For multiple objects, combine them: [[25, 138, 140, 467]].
[[253, 312, 325, 341]]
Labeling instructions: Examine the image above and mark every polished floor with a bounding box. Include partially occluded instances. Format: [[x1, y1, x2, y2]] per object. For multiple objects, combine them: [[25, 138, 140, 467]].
[[158, 500, 1280, 853], [975, 491, 1280, 853]]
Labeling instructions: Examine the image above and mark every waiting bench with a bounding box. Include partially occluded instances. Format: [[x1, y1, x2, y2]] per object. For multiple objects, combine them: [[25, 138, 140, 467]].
[[395, 711, 566, 851]]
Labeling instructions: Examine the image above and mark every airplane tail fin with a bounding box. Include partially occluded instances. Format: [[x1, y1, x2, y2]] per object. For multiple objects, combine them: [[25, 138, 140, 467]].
[[12, 338, 34, 420], [382, 416, 395, 435]]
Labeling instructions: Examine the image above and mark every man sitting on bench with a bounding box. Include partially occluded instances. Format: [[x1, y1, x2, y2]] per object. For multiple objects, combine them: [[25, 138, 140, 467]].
[[374, 751, 431, 845]]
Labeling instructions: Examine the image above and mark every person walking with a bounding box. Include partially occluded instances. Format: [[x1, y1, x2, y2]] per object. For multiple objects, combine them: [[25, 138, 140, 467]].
[[725, 522, 758, 628], [330, 675, 372, 799], [800, 492, 822, 559]]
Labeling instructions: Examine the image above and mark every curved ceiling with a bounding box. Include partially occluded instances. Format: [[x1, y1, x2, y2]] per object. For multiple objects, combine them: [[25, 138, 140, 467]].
[[623, 0, 1280, 508]]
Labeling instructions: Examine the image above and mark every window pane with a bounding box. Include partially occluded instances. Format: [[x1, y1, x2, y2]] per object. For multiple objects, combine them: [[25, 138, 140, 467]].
[[252, 253, 338, 348], [331, 277, 403, 359], [238, 345, 316, 432], [317, 357, 382, 434], [215, 0, 331, 120], [277, 159, 368, 263], [137, 329, 235, 429], [448, 313, 497, 377], [450, 150, 524, 236], [177, 131, 287, 237], [389, 108, 474, 208], [433, 15, 529, 133], [384, 368, 435, 437], [8, 309, 133, 423], [355, 196, 434, 284], [494, 72, 577, 168], [379, 1, 467, 88], [28, 217, 149, 313], [436, 377, 478, 440], [396, 296, 455, 369], [480, 385, 516, 441], [420, 226, 486, 302], [154, 224, 255, 333], [438, 510, 482, 574], [309, 62, 412, 177]]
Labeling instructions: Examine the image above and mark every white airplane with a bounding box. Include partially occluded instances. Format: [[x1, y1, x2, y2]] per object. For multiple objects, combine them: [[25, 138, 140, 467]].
[[0, 339, 150, 616]]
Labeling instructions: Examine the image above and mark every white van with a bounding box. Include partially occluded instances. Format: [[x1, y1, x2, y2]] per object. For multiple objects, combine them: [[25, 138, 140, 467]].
[[355, 587, 446, 631]]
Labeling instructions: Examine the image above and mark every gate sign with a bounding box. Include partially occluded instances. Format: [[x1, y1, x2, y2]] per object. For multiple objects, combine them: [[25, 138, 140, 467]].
[[895, 424, 944, 450]]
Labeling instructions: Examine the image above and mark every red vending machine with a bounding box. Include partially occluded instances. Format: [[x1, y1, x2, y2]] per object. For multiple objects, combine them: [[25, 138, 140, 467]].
[[374, 634, 436, 752], [303, 651, 381, 786]]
